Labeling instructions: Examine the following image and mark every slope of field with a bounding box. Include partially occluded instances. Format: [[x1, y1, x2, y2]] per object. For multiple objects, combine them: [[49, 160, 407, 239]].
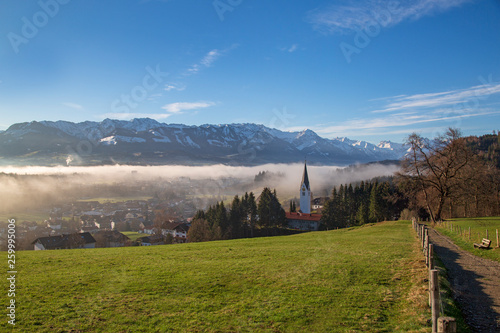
[[435, 217, 500, 262], [121, 231, 146, 242], [4, 221, 431, 332]]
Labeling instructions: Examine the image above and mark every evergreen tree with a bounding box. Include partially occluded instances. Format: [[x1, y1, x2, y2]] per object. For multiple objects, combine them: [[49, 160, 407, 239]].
[[369, 182, 384, 222], [257, 188, 272, 228], [257, 188, 286, 228], [229, 195, 243, 238], [215, 202, 228, 238], [247, 192, 257, 237], [355, 202, 369, 225], [347, 184, 355, 224], [321, 187, 343, 229], [205, 205, 216, 228], [193, 209, 205, 220]]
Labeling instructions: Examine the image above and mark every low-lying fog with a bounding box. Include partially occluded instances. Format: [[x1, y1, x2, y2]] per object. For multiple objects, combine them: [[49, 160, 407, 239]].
[[0, 163, 400, 214]]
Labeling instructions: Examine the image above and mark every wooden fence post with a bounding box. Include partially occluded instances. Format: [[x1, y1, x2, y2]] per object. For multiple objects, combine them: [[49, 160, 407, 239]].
[[496, 229, 499, 248], [430, 269, 440, 333], [468, 227, 470, 241], [437, 317, 456, 333], [429, 244, 434, 270], [425, 231, 429, 265], [422, 227, 426, 249]]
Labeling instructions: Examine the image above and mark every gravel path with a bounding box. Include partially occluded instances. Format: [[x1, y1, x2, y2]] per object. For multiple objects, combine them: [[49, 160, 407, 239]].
[[428, 229, 500, 333]]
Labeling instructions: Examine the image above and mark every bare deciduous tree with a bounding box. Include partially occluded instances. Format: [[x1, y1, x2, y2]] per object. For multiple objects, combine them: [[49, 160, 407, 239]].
[[398, 128, 478, 222]]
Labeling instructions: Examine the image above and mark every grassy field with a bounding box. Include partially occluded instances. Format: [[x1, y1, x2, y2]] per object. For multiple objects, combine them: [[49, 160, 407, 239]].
[[121, 231, 146, 241], [435, 217, 500, 262], [3, 221, 432, 332], [0, 211, 49, 224]]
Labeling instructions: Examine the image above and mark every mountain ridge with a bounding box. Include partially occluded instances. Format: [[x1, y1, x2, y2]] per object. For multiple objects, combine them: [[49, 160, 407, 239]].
[[0, 118, 409, 166]]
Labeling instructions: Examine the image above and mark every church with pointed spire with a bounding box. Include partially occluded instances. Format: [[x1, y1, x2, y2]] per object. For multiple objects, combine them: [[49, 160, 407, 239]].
[[299, 161, 312, 214], [285, 160, 322, 231]]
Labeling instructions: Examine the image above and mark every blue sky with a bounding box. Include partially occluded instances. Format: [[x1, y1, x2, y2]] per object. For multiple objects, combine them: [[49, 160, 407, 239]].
[[1, 0, 500, 143]]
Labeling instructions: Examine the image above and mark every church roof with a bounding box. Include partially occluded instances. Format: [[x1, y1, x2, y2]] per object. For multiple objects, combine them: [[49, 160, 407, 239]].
[[286, 212, 321, 222], [301, 161, 310, 190]]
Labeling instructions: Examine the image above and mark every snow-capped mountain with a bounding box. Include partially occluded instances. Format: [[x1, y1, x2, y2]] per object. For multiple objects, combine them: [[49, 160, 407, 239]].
[[0, 118, 408, 166]]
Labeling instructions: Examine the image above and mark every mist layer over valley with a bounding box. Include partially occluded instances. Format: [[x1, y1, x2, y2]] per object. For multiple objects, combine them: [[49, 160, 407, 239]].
[[0, 163, 399, 215]]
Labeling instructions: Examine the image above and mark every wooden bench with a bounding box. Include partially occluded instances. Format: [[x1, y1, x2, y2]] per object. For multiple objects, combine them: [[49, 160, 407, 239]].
[[473, 238, 491, 249]]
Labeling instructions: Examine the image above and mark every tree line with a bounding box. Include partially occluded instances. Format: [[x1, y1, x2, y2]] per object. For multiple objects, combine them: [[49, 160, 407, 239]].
[[320, 179, 407, 229], [188, 188, 286, 242], [397, 128, 500, 221], [321, 129, 500, 227], [188, 128, 500, 241]]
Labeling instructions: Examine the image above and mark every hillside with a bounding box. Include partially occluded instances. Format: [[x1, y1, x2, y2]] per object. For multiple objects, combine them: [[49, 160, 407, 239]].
[[0, 118, 408, 166], [467, 133, 500, 168], [4, 221, 432, 332]]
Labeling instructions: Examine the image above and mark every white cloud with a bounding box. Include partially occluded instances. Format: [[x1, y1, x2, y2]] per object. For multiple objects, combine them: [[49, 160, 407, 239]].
[[185, 44, 238, 76], [186, 49, 221, 74], [62, 102, 84, 110], [164, 83, 186, 92], [100, 112, 173, 120], [288, 44, 298, 53], [373, 83, 500, 113], [283, 80, 500, 139], [146, 93, 163, 102], [279, 44, 299, 53], [201, 50, 221, 67], [187, 64, 201, 74], [307, 0, 471, 34], [315, 108, 500, 136], [161, 101, 215, 114]]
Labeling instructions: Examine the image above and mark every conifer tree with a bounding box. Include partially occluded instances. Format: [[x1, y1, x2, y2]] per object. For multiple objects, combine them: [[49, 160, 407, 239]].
[[229, 195, 243, 238], [247, 192, 257, 237]]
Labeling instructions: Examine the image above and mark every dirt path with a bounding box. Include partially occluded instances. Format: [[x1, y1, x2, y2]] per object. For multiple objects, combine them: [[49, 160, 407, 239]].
[[428, 229, 500, 332]]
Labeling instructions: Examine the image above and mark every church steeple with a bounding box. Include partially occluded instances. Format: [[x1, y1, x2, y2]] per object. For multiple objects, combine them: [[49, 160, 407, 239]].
[[301, 160, 310, 191], [299, 160, 312, 214]]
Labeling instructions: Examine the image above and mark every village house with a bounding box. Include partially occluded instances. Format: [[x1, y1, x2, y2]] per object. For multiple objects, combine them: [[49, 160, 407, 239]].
[[141, 226, 156, 235], [173, 223, 190, 243], [92, 230, 130, 248], [138, 234, 164, 246], [80, 220, 100, 233], [312, 197, 326, 212], [46, 219, 63, 231], [161, 221, 190, 243], [32, 232, 96, 250], [95, 220, 112, 230], [139, 220, 154, 230], [286, 212, 322, 231]]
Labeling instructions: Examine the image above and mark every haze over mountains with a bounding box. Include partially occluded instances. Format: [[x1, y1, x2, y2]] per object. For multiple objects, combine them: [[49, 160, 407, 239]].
[[0, 118, 409, 166]]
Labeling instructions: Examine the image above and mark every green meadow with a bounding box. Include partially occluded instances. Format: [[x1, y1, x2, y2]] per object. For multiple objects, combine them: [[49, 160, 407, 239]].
[[121, 231, 147, 242], [3, 221, 432, 332], [0, 212, 49, 224], [435, 217, 500, 262]]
